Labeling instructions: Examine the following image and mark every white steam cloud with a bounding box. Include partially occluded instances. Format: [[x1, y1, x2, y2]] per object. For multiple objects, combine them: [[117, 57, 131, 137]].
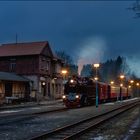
[[126, 56, 140, 77], [77, 36, 107, 75]]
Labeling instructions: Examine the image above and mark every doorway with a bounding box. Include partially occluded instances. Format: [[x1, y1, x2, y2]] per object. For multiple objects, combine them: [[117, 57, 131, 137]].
[[5, 82, 12, 97]]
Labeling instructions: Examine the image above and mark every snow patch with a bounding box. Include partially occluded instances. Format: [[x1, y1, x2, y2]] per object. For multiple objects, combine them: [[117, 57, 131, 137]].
[[91, 136, 104, 140], [0, 110, 23, 114]]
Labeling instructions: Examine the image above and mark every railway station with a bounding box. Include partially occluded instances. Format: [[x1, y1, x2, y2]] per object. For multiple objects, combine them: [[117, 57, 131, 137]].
[[0, 97, 139, 139], [0, 0, 140, 140]]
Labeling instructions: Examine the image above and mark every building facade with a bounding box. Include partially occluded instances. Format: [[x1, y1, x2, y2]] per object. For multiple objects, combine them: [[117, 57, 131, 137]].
[[0, 72, 30, 104], [0, 41, 63, 101]]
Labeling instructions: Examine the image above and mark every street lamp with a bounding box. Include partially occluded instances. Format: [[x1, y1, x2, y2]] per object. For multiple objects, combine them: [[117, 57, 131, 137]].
[[94, 77, 98, 81], [119, 74, 125, 101], [130, 80, 134, 98], [110, 81, 114, 85], [61, 69, 68, 75], [61, 69, 68, 83], [120, 75, 125, 79], [61, 69, 68, 96], [130, 80, 134, 84], [94, 63, 100, 108], [136, 83, 139, 97]]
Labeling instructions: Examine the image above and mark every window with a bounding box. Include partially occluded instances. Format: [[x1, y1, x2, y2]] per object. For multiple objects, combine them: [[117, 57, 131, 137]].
[[10, 58, 16, 72]]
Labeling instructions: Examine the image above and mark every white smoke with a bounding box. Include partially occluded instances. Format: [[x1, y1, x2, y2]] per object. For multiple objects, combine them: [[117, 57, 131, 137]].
[[126, 56, 140, 77], [77, 36, 107, 75]]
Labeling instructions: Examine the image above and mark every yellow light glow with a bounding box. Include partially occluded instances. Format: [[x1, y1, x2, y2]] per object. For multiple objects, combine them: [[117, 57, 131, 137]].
[[61, 70, 68, 74], [128, 85, 131, 88], [136, 83, 139, 86], [94, 77, 98, 81], [130, 80, 134, 84], [120, 83, 123, 87], [110, 81, 114, 85], [94, 63, 100, 68], [62, 95, 66, 99], [120, 75, 125, 79]]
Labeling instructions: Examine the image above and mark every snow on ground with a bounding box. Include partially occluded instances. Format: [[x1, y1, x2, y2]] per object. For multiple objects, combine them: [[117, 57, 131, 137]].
[[0, 110, 24, 114], [91, 136, 104, 140], [122, 98, 138, 102], [104, 102, 115, 105]]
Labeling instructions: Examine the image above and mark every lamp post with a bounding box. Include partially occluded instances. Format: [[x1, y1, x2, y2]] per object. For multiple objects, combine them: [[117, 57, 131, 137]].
[[120, 75, 125, 101], [130, 80, 134, 98], [110, 81, 114, 85], [94, 63, 100, 108], [61, 69, 68, 96], [130, 80, 134, 84], [61, 69, 68, 84], [136, 83, 139, 97]]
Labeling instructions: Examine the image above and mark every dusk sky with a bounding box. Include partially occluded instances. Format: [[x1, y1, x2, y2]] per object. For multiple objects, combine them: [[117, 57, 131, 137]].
[[0, 1, 140, 76]]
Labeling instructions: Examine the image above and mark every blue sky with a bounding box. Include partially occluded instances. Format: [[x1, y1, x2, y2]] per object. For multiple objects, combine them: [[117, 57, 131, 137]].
[[0, 1, 140, 76]]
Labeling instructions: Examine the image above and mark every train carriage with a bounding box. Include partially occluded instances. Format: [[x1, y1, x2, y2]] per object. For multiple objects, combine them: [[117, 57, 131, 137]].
[[62, 77, 131, 108], [121, 87, 128, 99], [110, 86, 120, 100], [98, 82, 109, 102]]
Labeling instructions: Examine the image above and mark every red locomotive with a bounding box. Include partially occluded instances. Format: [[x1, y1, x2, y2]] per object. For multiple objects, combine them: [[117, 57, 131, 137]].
[[62, 77, 132, 108]]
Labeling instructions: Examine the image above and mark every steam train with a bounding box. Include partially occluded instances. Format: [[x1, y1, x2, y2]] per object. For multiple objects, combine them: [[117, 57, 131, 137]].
[[62, 77, 132, 108]]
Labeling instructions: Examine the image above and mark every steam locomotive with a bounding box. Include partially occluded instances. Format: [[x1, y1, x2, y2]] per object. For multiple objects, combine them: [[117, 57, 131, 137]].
[[62, 77, 132, 108]]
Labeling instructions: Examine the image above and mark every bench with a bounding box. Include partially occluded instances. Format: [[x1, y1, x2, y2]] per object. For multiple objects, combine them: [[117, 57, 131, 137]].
[[5, 96, 19, 104]]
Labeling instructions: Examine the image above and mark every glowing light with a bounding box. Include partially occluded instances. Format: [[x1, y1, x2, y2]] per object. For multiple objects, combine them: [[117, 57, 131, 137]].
[[70, 79, 74, 83], [61, 70, 68, 74], [75, 95, 80, 99], [110, 81, 114, 85], [136, 83, 140, 86], [94, 63, 100, 68], [42, 82, 46, 86], [130, 80, 134, 84], [120, 83, 123, 87], [94, 77, 98, 81], [120, 75, 125, 79], [62, 95, 66, 99], [128, 85, 131, 88]]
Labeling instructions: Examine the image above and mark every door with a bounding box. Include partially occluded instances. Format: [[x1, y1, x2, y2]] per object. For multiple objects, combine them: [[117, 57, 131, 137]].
[[5, 83, 12, 97]]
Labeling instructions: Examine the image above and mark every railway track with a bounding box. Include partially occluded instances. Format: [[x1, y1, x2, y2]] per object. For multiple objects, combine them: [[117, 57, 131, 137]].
[[28, 100, 140, 140]]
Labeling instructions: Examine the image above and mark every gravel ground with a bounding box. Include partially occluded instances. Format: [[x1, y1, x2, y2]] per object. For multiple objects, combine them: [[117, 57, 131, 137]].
[[0, 99, 139, 140], [79, 105, 140, 140]]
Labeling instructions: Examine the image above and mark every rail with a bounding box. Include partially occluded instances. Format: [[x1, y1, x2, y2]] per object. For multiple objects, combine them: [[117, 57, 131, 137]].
[[28, 100, 140, 140]]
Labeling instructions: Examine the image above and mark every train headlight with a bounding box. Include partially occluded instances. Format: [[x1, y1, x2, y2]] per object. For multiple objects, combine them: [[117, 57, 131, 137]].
[[70, 79, 74, 83], [62, 95, 66, 99], [75, 95, 80, 99]]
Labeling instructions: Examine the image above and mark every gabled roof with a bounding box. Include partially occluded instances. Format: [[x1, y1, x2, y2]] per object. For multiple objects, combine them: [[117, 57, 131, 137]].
[[0, 41, 49, 57], [0, 72, 30, 82]]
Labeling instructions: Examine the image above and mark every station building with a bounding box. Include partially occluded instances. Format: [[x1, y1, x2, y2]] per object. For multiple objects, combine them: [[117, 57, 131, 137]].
[[0, 71, 31, 104], [0, 41, 64, 103]]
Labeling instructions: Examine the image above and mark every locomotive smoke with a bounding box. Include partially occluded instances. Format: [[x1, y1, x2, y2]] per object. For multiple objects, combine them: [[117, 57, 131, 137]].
[[77, 36, 107, 75], [126, 56, 140, 77]]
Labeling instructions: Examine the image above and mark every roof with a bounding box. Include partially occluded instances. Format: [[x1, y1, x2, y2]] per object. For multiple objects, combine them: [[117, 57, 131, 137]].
[[0, 41, 48, 57], [0, 72, 30, 82]]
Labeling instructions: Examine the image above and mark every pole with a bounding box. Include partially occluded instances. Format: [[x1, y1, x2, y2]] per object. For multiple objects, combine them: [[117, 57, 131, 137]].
[[120, 86, 122, 101], [117, 90, 119, 101], [96, 80, 98, 107], [121, 87, 123, 101], [137, 86, 139, 97], [95, 68, 98, 107]]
